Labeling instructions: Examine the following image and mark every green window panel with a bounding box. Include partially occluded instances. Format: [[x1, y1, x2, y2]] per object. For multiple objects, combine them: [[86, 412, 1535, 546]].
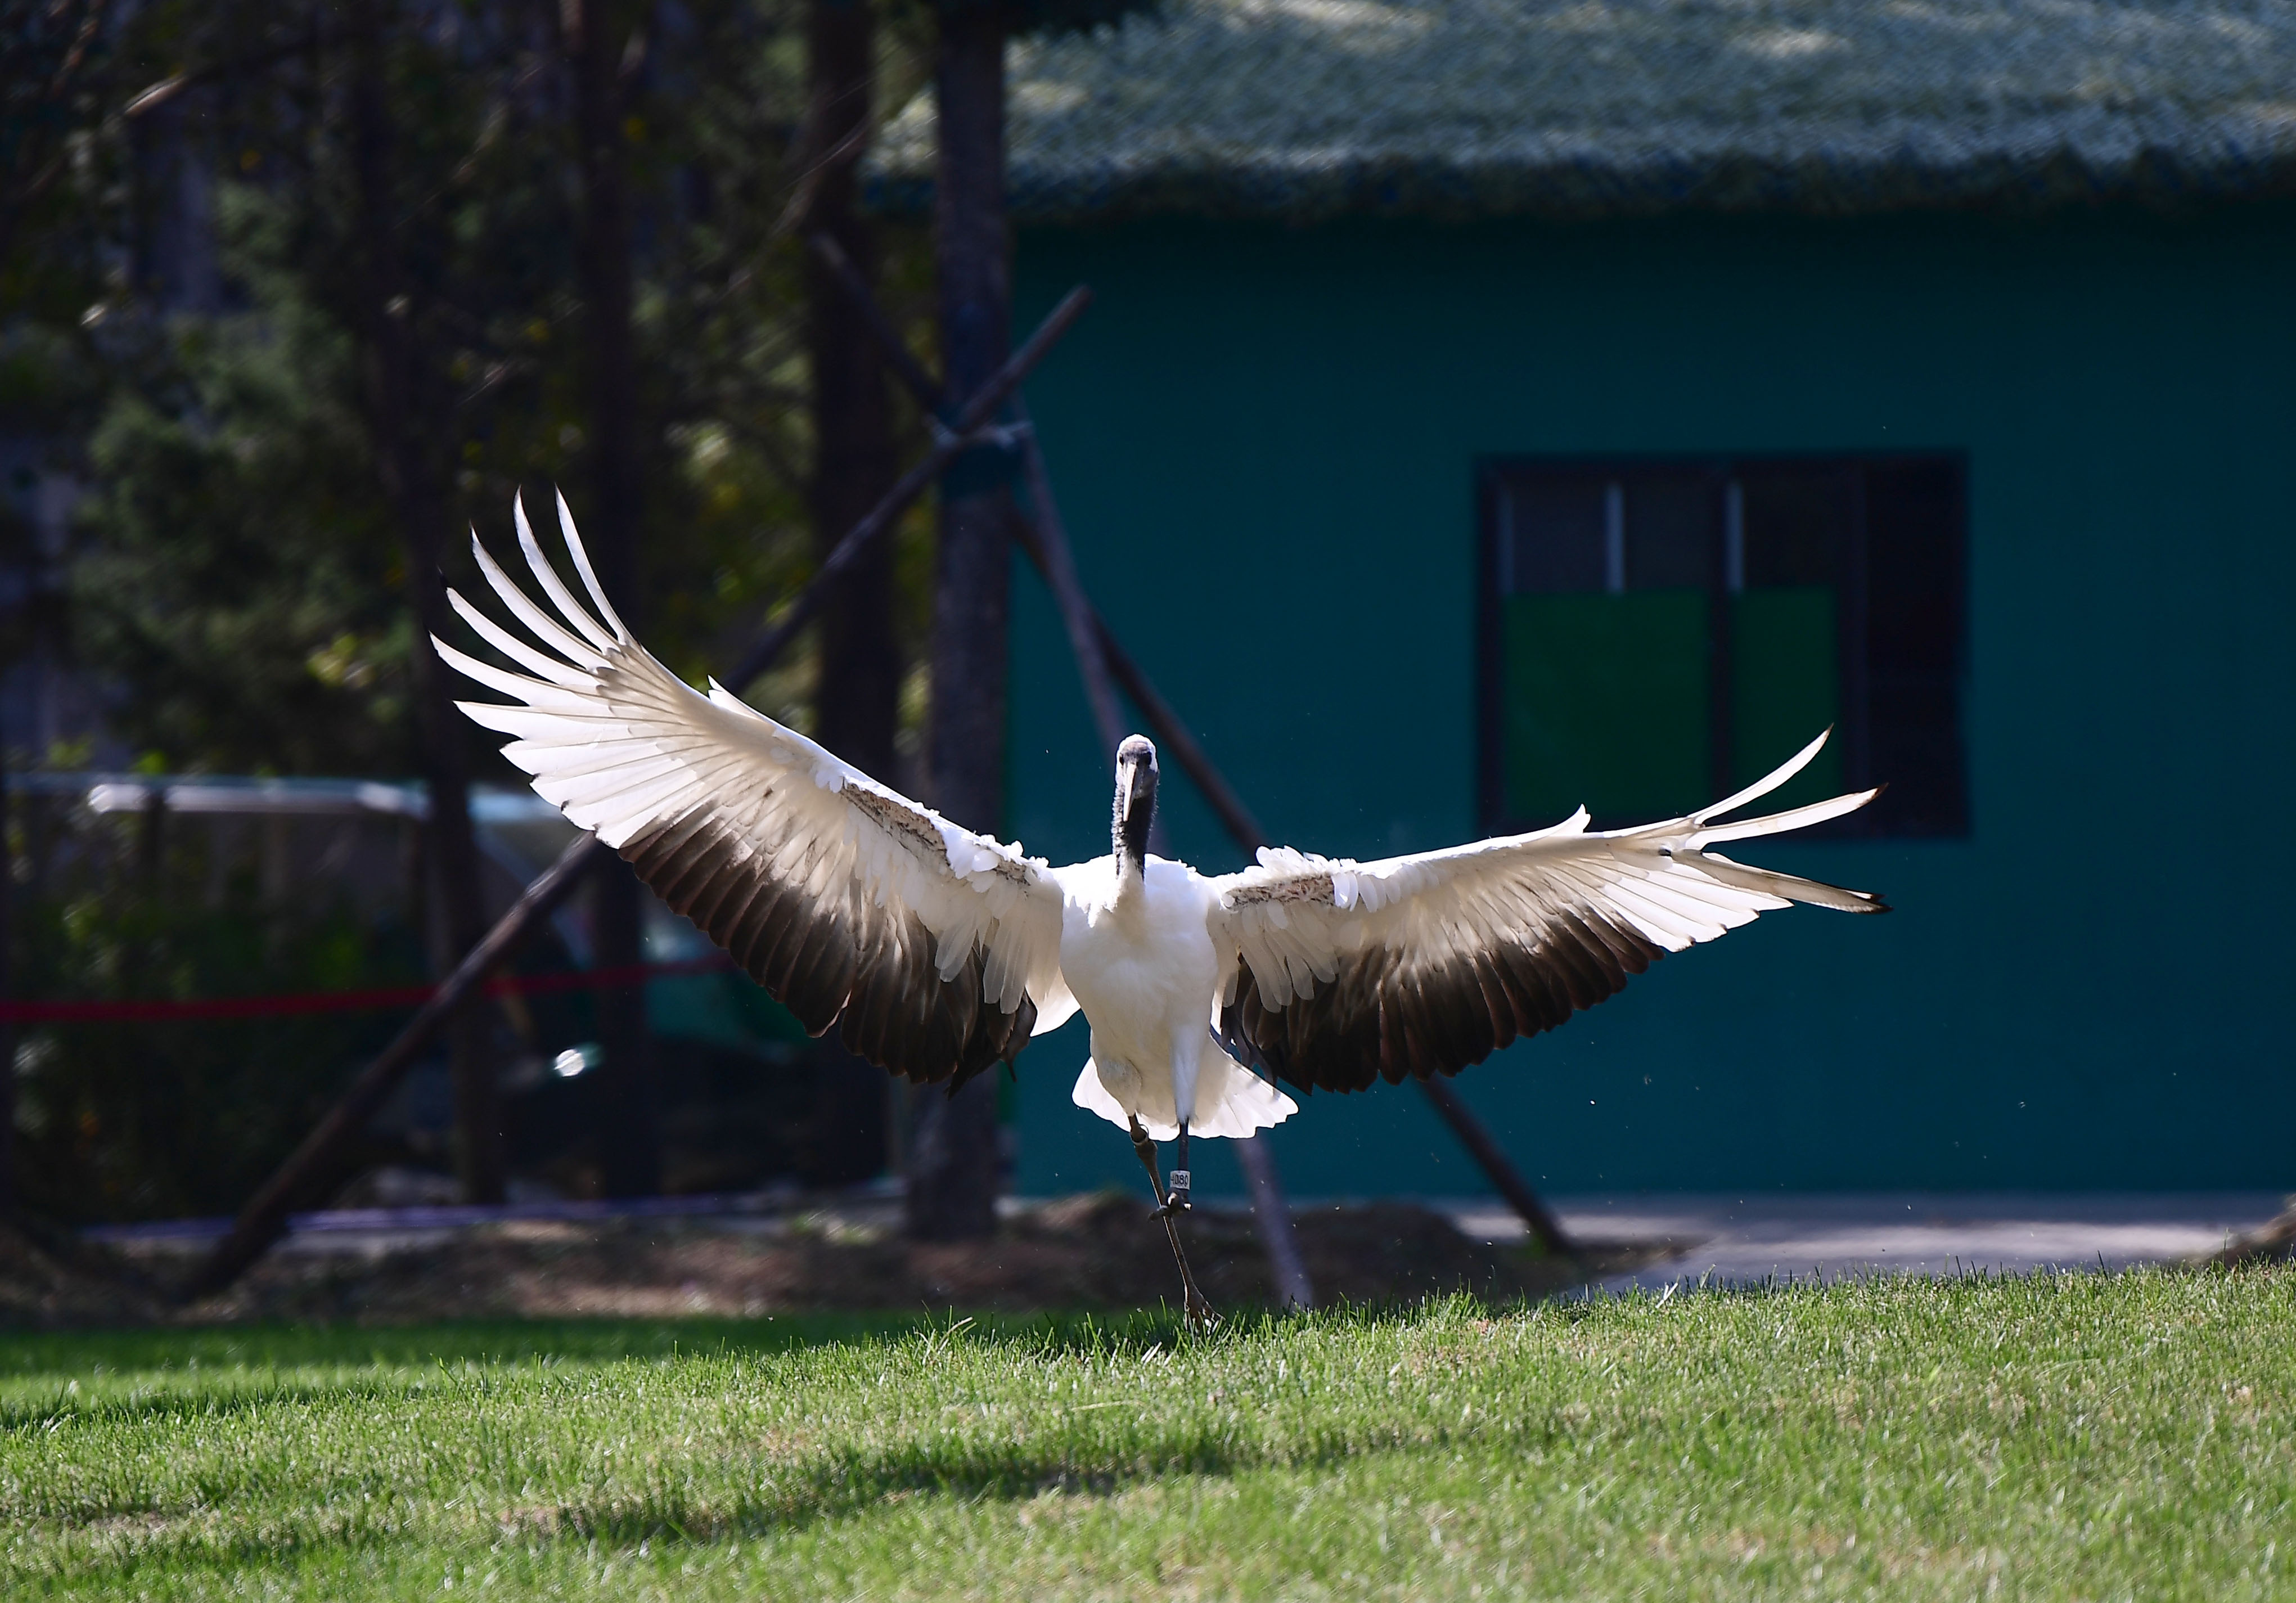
[[1502, 591, 1710, 826], [1483, 456, 1965, 837], [1488, 452, 1974, 836]]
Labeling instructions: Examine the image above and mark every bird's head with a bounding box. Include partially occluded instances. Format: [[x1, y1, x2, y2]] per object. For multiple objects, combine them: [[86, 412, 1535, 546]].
[[1113, 735, 1158, 871]]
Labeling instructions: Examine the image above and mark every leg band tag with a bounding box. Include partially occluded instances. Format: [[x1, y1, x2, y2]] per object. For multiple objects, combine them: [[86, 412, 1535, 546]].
[[1168, 1170, 1190, 1197]]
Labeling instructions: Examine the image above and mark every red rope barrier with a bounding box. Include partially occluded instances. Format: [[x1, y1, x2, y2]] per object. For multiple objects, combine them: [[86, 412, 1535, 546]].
[[0, 956, 737, 1025]]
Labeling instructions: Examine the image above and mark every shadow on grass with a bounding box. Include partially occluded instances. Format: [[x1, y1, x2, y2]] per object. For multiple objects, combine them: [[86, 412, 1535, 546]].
[[529, 1435, 1302, 1547], [67, 1393, 1554, 1583], [0, 1303, 1424, 1435], [12, 1300, 1593, 1583], [60, 1434, 1316, 1587]]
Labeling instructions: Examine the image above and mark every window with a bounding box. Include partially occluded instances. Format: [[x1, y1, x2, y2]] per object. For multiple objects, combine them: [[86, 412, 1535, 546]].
[[1476, 455, 1966, 837]]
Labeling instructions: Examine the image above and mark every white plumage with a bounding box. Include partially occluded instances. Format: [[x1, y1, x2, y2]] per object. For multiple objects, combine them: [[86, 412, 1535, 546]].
[[1054, 855, 1300, 1141], [441, 494, 1885, 1168]]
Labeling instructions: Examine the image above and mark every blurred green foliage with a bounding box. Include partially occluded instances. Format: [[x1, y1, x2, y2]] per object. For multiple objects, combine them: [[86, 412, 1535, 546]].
[[74, 197, 409, 773], [0, 0, 958, 1216], [7, 795, 427, 1222], [5, 0, 946, 779]]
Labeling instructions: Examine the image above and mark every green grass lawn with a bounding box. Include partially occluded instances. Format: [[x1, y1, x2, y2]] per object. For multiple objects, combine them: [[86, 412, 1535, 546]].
[[5, 1270, 2293, 1600]]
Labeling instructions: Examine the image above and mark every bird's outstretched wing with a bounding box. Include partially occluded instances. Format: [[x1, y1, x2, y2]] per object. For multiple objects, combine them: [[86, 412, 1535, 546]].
[[436, 494, 1073, 1088], [1205, 732, 1884, 1094]]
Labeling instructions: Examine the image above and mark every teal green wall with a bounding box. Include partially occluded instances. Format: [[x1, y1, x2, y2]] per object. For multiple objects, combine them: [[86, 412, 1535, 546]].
[[1002, 206, 2296, 1199]]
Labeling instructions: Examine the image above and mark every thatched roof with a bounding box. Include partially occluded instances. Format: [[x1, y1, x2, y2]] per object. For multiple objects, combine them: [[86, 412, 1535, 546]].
[[867, 0, 2296, 219]]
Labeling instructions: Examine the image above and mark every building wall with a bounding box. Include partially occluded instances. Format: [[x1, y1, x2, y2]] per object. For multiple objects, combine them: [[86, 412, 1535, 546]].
[[1003, 204, 2296, 1199]]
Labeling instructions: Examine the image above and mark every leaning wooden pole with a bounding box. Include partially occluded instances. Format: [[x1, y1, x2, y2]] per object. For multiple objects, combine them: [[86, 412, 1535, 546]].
[[184, 287, 1100, 1300], [1007, 430, 1571, 1255], [726, 285, 1092, 693], [1417, 1075, 1574, 1259], [1006, 405, 1317, 1312], [181, 834, 609, 1300], [1124, 648, 1576, 1256], [1088, 620, 1271, 855], [1015, 482, 1577, 1258], [1009, 400, 1124, 764]]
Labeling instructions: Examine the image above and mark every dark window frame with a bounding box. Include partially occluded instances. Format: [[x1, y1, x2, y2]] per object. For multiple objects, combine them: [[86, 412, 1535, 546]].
[[1474, 451, 1970, 840]]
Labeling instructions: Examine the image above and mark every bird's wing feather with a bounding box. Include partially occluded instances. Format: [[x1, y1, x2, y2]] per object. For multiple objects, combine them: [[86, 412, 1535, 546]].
[[439, 493, 1073, 1085], [1204, 729, 1884, 1093]]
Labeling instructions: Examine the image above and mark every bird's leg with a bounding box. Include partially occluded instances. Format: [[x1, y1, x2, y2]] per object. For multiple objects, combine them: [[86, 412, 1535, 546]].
[[1161, 1212, 1218, 1332], [1128, 1114, 1170, 1214], [1127, 1115, 1218, 1330], [1169, 1121, 1191, 1211]]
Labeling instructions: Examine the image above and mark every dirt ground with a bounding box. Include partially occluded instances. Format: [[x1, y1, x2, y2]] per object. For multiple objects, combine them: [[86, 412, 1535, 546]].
[[2209, 1201, 2296, 1267], [0, 1195, 1676, 1328]]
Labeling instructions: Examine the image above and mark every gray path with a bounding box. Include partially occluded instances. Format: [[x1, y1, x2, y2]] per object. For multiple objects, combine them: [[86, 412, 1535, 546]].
[[92, 1185, 2288, 1290], [1433, 1191, 2288, 1290]]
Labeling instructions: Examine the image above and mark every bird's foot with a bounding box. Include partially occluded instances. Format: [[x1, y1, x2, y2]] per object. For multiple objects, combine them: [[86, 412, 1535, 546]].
[[1182, 1282, 1220, 1332]]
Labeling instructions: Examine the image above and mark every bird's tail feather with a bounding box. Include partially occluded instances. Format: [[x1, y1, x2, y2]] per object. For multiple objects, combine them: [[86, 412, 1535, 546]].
[[1070, 1053, 1299, 1142], [1191, 1051, 1299, 1139]]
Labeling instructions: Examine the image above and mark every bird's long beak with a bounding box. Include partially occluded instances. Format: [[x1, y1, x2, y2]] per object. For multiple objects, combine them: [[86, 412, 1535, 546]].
[[1119, 753, 1154, 816], [1113, 738, 1159, 868]]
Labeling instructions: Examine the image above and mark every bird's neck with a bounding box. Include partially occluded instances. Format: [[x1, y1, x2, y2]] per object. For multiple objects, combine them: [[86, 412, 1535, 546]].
[[1113, 789, 1152, 892], [1111, 841, 1147, 909]]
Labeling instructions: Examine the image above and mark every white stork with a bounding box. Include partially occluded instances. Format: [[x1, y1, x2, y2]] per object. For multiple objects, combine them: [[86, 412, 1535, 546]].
[[440, 495, 1887, 1321]]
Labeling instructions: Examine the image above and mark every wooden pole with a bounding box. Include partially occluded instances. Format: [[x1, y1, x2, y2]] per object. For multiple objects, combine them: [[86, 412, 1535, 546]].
[[802, 10, 902, 789], [181, 834, 609, 1300], [1231, 1134, 1311, 1307], [800, 0, 900, 1188], [910, 0, 1016, 1244], [565, 0, 657, 1200], [725, 285, 1092, 694], [803, 244, 1277, 849]]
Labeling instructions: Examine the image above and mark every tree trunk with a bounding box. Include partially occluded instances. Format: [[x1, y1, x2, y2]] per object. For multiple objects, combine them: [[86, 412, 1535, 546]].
[[567, 0, 658, 1198], [348, 0, 502, 1203], [907, 4, 1011, 1243], [803, 0, 897, 1187]]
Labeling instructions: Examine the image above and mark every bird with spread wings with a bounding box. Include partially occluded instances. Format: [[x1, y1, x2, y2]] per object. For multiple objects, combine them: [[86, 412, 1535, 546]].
[[441, 495, 1887, 1322]]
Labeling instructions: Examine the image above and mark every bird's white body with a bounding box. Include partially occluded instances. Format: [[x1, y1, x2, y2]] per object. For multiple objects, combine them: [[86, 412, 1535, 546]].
[[1053, 855, 1299, 1141]]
